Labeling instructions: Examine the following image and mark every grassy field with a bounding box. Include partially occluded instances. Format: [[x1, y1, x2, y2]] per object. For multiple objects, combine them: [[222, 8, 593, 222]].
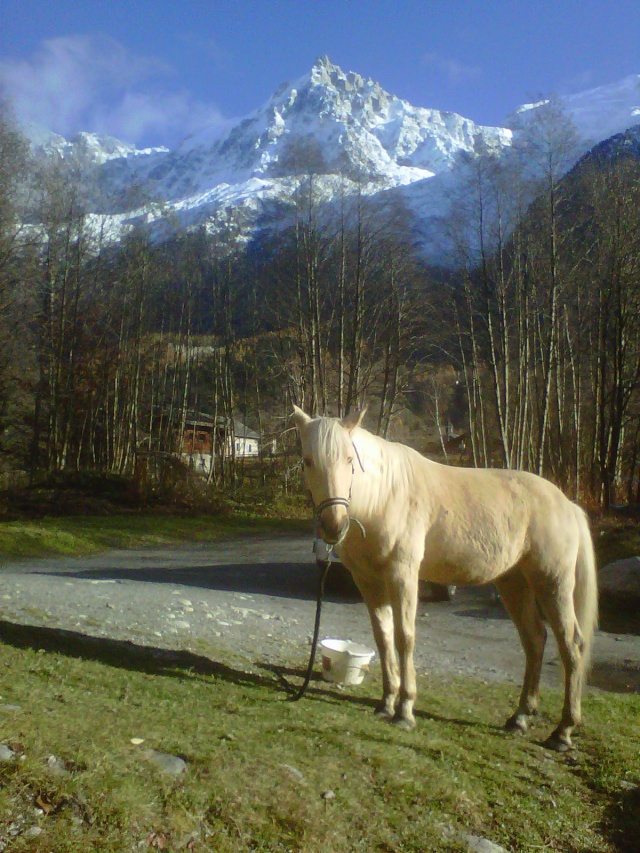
[[0, 507, 638, 850], [0, 512, 310, 562], [0, 501, 636, 565], [0, 625, 639, 853]]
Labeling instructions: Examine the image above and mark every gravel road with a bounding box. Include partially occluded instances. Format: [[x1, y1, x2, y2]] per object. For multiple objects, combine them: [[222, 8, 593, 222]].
[[1, 534, 638, 695]]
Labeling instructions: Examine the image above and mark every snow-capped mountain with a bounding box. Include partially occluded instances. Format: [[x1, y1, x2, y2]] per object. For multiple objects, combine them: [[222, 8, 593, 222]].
[[154, 55, 511, 193], [513, 72, 640, 148], [24, 57, 513, 245], [23, 59, 640, 261], [27, 124, 168, 166], [400, 72, 640, 262]]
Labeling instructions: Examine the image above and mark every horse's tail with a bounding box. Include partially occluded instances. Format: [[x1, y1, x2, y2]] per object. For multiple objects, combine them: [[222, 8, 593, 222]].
[[573, 504, 599, 675]]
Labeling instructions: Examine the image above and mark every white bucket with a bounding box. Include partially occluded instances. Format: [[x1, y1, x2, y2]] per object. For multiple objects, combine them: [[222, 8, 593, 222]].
[[320, 638, 375, 685]]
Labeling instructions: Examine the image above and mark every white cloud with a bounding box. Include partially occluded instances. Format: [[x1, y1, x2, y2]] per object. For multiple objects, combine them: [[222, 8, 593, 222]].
[[421, 52, 483, 86], [0, 34, 227, 147]]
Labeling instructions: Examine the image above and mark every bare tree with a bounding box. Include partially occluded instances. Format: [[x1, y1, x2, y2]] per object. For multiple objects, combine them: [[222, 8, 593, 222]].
[[0, 102, 33, 472]]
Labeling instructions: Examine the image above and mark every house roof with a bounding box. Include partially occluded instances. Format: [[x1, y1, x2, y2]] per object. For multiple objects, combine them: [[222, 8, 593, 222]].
[[231, 419, 260, 440]]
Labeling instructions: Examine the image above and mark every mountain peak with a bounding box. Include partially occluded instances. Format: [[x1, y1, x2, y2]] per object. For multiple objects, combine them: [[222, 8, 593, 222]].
[[26, 60, 640, 265], [312, 54, 334, 72], [307, 56, 369, 98]]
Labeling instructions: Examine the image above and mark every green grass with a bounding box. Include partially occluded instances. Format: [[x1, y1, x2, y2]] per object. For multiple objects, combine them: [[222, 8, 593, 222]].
[[1, 504, 637, 849], [0, 630, 638, 852], [1, 501, 636, 568], [0, 513, 310, 561]]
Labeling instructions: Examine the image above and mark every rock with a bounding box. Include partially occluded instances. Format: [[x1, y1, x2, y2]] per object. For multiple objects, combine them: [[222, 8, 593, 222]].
[[280, 763, 305, 783], [26, 826, 43, 838], [0, 743, 16, 761], [461, 834, 508, 853], [599, 557, 640, 603], [144, 749, 187, 776], [45, 754, 68, 777]]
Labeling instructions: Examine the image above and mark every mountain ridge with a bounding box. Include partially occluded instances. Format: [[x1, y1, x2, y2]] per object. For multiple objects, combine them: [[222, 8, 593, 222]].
[[23, 58, 640, 261]]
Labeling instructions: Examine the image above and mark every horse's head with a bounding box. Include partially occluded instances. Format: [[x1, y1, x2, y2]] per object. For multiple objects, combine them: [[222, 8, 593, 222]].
[[292, 406, 366, 545]]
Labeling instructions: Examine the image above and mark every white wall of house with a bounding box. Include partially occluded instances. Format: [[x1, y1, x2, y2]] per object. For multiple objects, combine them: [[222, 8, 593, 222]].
[[229, 436, 259, 457], [182, 436, 259, 478]]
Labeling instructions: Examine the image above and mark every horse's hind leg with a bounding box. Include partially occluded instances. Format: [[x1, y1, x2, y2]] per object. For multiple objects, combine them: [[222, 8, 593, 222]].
[[355, 575, 400, 719], [495, 568, 547, 735], [535, 581, 586, 751]]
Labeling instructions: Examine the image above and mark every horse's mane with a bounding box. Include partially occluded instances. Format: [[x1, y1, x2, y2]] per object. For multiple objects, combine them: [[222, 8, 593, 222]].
[[312, 418, 348, 464]]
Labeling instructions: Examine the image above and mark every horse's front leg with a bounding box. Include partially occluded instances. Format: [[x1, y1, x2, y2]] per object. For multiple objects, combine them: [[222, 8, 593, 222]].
[[356, 574, 399, 719], [388, 563, 419, 730]]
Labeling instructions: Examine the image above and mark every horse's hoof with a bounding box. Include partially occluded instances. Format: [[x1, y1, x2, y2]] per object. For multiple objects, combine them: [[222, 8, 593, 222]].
[[505, 713, 528, 734], [392, 715, 416, 731], [544, 732, 572, 752], [374, 705, 394, 720]]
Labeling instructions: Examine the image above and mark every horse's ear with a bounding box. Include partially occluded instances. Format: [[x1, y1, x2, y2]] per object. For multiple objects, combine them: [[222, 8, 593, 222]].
[[292, 405, 312, 430], [341, 407, 367, 433]]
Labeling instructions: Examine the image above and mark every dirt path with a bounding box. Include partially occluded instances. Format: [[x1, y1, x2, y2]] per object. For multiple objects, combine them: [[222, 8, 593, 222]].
[[1, 535, 638, 694]]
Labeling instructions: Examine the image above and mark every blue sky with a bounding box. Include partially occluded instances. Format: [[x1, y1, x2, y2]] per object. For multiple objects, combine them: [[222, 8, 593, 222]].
[[1, 0, 638, 148]]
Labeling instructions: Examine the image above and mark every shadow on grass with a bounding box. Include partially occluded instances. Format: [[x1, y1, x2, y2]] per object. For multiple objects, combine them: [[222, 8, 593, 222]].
[[258, 661, 506, 734], [0, 618, 505, 737], [0, 618, 278, 691], [597, 784, 640, 853]]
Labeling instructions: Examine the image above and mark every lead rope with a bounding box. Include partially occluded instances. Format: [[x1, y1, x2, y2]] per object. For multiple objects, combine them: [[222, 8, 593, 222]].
[[287, 441, 366, 701], [288, 545, 332, 702]]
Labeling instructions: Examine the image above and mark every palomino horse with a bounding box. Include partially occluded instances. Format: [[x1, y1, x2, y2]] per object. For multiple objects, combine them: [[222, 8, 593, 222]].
[[293, 407, 598, 751]]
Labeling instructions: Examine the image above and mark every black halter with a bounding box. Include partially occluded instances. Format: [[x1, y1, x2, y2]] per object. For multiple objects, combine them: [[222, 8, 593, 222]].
[[315, 495, 351, 516]]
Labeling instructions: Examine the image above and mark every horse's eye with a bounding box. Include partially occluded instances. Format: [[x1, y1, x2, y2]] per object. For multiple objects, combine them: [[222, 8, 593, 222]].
[[347, 456, 354, 466], [303, 457, 313, 468]]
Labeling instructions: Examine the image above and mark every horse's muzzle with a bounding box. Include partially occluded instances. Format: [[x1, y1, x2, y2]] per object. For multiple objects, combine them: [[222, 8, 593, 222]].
[[318, 508, 350, 545]]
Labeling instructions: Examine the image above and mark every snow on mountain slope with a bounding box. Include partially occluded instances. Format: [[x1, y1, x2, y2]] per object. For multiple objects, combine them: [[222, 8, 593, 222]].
[[77, 55, 510, 218], [514, 73, 640, 147], [24, 60, 640, 261], [25, 123, 168, 166], [398, 73, 640, 264]]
